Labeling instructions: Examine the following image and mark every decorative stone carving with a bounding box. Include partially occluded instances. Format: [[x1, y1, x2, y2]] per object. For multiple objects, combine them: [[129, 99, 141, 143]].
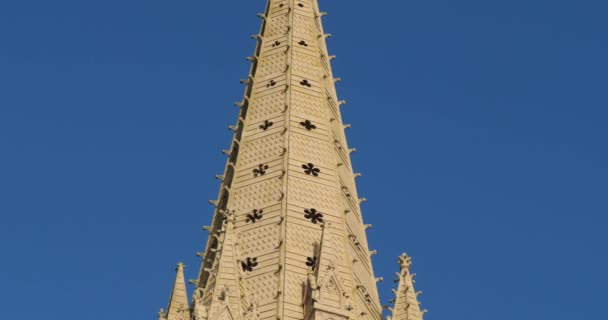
[[219, 285, 231, 305], [193, 288, 209, 320], [244, 294, 260, 320], [158, 309, 167, 320], [176, 307, 188, 320], [307, 270, 320, 302]]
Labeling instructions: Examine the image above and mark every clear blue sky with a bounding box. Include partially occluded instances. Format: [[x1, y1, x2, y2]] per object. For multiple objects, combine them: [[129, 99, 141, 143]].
[[0, 0, 606, 319]]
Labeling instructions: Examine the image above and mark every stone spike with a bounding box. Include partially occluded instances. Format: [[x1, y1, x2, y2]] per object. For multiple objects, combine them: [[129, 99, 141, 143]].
[[391, 254, 425, 320], [165, 263, 191, 320]]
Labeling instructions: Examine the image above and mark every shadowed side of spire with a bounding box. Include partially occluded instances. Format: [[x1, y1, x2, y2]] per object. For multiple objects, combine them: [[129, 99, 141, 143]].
[[165, 263, 191, 320], [389, 254, 426, 320]]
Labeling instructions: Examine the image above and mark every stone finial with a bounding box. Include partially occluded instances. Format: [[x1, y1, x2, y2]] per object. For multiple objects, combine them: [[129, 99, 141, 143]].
[[399, 253, 413, 272]]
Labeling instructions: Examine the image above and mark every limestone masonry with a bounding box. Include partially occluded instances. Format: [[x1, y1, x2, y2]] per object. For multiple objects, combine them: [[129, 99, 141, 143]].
[[157, 1, 425, 320]]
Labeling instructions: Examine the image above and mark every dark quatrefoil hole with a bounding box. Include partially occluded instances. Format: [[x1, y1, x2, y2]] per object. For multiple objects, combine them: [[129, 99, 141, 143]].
[[247, 209, 264, 223], [298, 40, 308, 47], [267, 80, 277, 88], [241, 257, 259, 272], [306, 256, 318, 270], [302, 163, 320, 176], [300, 120, 317, 131], [253, 164, 269, 177], [260, 120, 274, 131], [300, 79, 312, 87], [304, 208, 324, 224], [272, 40, 281, 47]]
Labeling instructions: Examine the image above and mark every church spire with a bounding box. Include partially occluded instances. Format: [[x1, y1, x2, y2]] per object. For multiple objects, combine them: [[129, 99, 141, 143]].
[[164, 263, 191, 320], [187, 0, 383, 319], [158, 0, 428, 319], [389, 254, 426, 320]]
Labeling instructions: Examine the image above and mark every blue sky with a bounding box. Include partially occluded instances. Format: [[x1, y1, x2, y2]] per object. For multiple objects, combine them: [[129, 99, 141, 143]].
[[0, 0, 607, 319]]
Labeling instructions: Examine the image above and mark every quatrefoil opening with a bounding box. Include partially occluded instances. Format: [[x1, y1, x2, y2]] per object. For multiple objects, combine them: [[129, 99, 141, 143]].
[[253, 164, 269, 177], [304, 208, 324, 224], [306, 256, 318, 270], [300, 79, 312, 87], [241, 257, 259, 272], [300, 120, 317, 131], [302, 163, 320, 176], [260, 120, 274, 131], [246, 209, 264, 224]]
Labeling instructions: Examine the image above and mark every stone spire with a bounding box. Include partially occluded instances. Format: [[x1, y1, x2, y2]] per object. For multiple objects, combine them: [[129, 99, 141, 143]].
[[165, 263, 191, 320], [389, 254, 426, 320], [159, 0, 427, 319], [188, 0, 383, 319]]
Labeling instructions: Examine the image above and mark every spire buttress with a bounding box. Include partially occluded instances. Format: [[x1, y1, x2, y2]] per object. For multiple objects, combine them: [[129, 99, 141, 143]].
[[163, 263, 192, 320], [192, 212, 249, 320], [389, 254, 426, 320]]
